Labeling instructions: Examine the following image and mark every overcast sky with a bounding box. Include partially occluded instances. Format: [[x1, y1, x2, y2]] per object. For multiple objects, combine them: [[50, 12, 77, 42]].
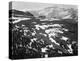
[[12, 1, 77, 11]]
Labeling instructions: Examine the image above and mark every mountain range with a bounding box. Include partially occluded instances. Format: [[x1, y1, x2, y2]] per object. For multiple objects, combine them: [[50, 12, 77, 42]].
[[9, 6, 78, 23], [30, 6, 78, 20]]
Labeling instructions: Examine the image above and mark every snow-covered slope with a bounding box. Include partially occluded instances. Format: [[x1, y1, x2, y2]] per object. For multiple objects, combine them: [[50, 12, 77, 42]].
[[38, 7, 77, 20]]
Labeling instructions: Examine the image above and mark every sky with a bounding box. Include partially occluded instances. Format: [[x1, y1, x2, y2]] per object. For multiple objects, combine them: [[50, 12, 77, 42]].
[[11, 1, 78, 11]]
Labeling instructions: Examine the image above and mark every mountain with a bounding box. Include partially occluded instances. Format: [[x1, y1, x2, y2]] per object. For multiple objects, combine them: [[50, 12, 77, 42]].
[[23, 6, 78, 22], [9, 9, 34, 18], [38, 7, 78, 20]]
